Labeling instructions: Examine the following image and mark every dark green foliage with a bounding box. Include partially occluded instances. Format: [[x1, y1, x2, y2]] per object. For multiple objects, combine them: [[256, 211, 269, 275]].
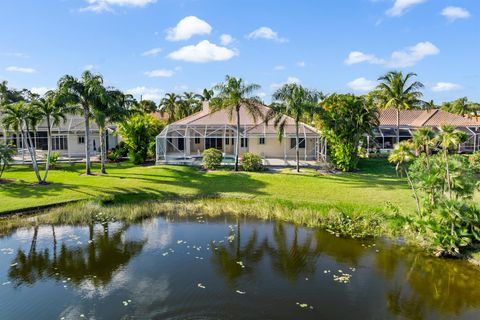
[[202, 148, 223, 170], [469, 151, 480, 174], [241, 152, 263, 172], [0, 143, 15, 178]]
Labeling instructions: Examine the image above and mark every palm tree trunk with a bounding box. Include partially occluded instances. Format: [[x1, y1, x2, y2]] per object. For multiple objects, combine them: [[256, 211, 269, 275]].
[[405, 169, 422, 216], [396, 108, 400, 145], [295, 122, 300, 173], [444, 150, 452, 199], [22, 125, 42, 184], [84, 105, 92, 175], [235, 104, 241, 172], [99, 126, 106, 174], [42, 116, 52, 183]]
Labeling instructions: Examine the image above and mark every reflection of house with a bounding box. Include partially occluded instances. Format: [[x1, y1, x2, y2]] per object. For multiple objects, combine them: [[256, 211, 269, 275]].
[[156, 103, 327, 164], [370, 109, 480, 153], [0, 115, 120, 160]]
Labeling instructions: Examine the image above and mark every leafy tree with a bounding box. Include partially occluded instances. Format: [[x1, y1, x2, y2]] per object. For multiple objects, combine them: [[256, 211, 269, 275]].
[[441, 97, 480, 117], [159, 93, 180, 123], [119, 113, 164, 164], [316, 94, 379, 171], [376, 71, 424, 144], [0, 143, 14, 179], [268, 83, 321, 172], [210, 75, 262, 171], [134, 99, 157, 113], [422, 100, 437, 111], [58, 71, 105, 175], [197, 88, 214, 102]]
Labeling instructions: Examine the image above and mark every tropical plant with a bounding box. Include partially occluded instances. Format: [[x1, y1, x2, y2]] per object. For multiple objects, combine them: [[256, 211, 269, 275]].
[[0, 143, 14, 179], [197, 88, 214, 102], [316, 94, 379, 171], [268, 83, 320, 172], [118, 113, 164, 164], [48, 151, 60, 168], [58, 71, 105, 175], [159, 93, 180, 123], [241, 152, 263, 172], [376, 71, 424, 144], [422, 100, 437, 111], [134, 99, 157, 113], [179, 91, 201, 118], [469, 151, 480, 174], [210, 76, 262, 171], [441, 97, 480, 117], [202, 148, 223, 170]]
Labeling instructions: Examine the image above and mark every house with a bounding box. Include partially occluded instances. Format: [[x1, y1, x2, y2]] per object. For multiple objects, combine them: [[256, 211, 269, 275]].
[[156, 102, 327, 165], [0, 114, 120, 161], [369, 108, 480, 153]]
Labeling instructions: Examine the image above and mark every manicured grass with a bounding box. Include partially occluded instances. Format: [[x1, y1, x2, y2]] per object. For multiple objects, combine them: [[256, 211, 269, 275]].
[[0, 158, 418, 215]]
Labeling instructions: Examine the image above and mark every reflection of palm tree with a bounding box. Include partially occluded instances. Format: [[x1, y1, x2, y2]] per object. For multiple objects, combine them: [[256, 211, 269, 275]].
[[314, 231, 364, 266], [266, 223, 317, 281], [8, 223, 145, 288], [210, 220, 266, 284]]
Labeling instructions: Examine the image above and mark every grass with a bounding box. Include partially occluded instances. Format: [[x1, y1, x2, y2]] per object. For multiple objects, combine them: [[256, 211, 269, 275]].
[[0, 158, 416, 215]]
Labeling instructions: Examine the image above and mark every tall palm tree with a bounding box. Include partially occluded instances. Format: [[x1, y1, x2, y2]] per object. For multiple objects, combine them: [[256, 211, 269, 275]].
[[179, 91, 201, 118], [58, 71, 105, 175], [269, 83, 320, 172], [412, 128, 436, 165], [442, 97, 477, 117], [196, 88, 214, 102], [134, 99, 157, 114], [422, 100, 437, 112], [30, 90, 69, 183], [159, 93, 180, 123], [376, 71, 424, 145], [435, 125, 468, 199], [210, 76, 262, 171], [92, 89, 131, 174]]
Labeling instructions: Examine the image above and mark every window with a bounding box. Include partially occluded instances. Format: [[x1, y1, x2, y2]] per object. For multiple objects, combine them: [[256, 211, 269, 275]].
[[241, 138, 248, 148], [290, 138, 305, 149], [205, 138, 223, 150], [178, 138, 185, 151], [259, 137, 265, 145], [225, 137, 230, 145], [194, 137, 201, 144], [78, 136, 85, 144], [52, 135, 68, 150]]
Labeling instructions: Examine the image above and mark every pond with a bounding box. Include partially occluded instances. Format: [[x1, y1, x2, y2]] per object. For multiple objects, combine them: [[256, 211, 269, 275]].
[[1, 215, 480, 319]]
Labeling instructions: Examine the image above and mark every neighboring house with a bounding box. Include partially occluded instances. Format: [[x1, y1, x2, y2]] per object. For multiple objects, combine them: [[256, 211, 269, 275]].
[[369, 108, 480, 153], [0, 114, 120, 160], [156, 102, 327, 164]]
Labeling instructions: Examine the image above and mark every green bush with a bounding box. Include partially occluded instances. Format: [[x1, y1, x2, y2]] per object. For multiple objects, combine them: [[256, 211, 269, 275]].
[[107, 149, 122, 163], [469, 151, 480, 173], [48, 151, 60, 168], [0, 143, 14, 179], [202, 148, 223, 170], [241, 152, 263, 172]]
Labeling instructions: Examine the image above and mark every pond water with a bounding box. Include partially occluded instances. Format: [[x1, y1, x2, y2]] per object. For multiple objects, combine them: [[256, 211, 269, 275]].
[[1, 215, 480, 319]]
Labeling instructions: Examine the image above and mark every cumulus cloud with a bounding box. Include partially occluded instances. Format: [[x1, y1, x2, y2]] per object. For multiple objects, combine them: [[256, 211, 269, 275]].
[[431, 82, 462, 92], [166, 16, 212, 41], [347, 78, 377, 92], [31, 87, 53, 95], [220, 34, 234, 46], [386, 0, 427, 17], [5, 66, 36, 73], [271, 77, 301, 90], [167, 40, 238, 63], [441, 7, 471, 22], [144, 69, 174, 78], [80, 0, 156, 13], [345, 41, 439, 68], [141, 48, 162, 57], [126, 86, 164, 100], [247, 27, 288, 43]]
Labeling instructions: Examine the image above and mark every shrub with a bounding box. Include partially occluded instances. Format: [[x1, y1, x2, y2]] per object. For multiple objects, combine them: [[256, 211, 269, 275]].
[[0, 143, 14, 179], [241, 152, 263, 172], [202, 148, 223, 170], [48, 151, 60, 168], [469, 151, 480, 173], [107, 149, 122, 163]]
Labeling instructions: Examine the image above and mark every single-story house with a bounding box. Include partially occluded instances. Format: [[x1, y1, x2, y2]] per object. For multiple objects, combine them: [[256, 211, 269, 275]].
[[156, 102, 327, 165], [369, 108, 480, 153], [0, 114, 120, 160]]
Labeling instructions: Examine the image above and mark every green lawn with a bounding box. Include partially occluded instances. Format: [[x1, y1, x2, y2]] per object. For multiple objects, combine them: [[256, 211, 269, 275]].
[[0, 158, 420, 215]]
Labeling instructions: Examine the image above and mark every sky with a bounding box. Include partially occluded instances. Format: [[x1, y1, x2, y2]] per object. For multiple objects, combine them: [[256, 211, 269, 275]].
[[0, 0, 478, 103]]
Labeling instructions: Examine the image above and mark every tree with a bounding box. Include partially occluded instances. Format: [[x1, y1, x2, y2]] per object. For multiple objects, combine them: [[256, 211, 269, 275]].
[[30, 90, 68, 183], [210, 76, 262, 171], [422, 100, 437, 111], [269, 83, 320, 172], [159, 93, 180, 123], [134, 99, 157, 114], [316, 94, 379, 171], [441, 97, 480, 117], [58, 71, 105, 175], [178, 91, 201, 119], [197, 88, 214, 102], [376, 71, 424, 145], [0, 143, 14, 179]]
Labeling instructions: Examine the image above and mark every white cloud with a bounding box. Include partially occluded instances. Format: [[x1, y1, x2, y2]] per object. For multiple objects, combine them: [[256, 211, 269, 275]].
[[83, 64, 97, 71], [167, 40, 238, 63], [441, 7, 471, 22], [345, 41, 439, 68], [247, 27, 288, 43], [297, 61, 306, 68], [141, 48, 162, 57], [431, 82, 462, 92], [220, 34, 234, 46], [166, 16, 212, 41], [287, 77, 300, 84], [386, 0, 427, 17], [144, 69, 174, 78], [80, 0, 156, 13], [126, 86, 164, 101], [271, 77, 301, 90], [31, 87, 53, 95], [274, 65, 286, 71], [347, 78, 377, 92], [5, 66, 36, 73]]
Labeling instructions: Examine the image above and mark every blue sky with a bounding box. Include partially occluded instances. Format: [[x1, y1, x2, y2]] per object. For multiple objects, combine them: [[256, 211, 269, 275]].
[[0, 0, 478, 103]]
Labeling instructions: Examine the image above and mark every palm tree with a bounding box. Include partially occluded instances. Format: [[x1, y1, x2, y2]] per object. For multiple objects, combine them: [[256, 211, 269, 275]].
[[134, 99, 157, 113], [422, 100, 437, 112], [179, 91, 201, 118], [30, 90, 68, 183], [58, 71, 105, 175], [412, 128, 436, 164], [435, 125, 468, 199], [197, 88, 214, 102], [442, 97, 477, 117], [376, 71, 424, 145], [91, 89, 131, 174], [210, 76, 262, 171], [159, 93, 180, 123], [388, 141, 421, 216], [269, 83, 320, 172]]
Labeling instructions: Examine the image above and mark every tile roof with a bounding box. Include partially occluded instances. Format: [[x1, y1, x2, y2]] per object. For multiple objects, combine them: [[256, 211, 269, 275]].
[[379, 108, 479, 127]]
